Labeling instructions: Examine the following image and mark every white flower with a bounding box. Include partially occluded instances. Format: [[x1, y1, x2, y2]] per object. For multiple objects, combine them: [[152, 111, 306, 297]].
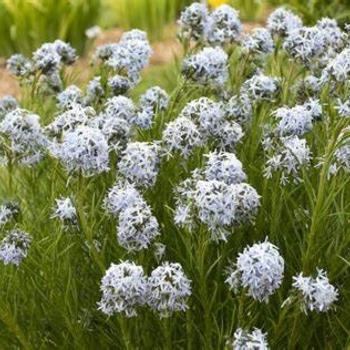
[[51, 197, 78, 229], [107, 75, 131, 96], [162, 116, 204, 158], [203, 151, 247, 185], [0, 229, 32, 266], [291, 269, 338, 313], [283, 26, 325, 67], [179, 97, 226, 137], [216, 121, 244, 151], [241, 73, 280, 102], [50, 125, 110, 176], [226, 239, 284, 302], [225, 94, 253, 126], [98, 261, 148, 317], [273, 105, 314, 136], [56, 85, 84, 111], [7, 54, 33, 77], [147, 262, 191, 318], [103, 181, 146, 217], [182, 47, 228, 86], [206, 4, 241, 45], [139, 86, 169, 113], [0, 95, 18, 118], [227, 328, 269, 349], [46, 104, 96, 137], [0, 203, 19, 227], [264, 136, 311, 185], [178, 2, 210, 41], [101, 96, 138, 125], [0, 108, 47, 165], [117, 202, 160, 252], [231, 183, 261, 224], [85, 76, 105, 105], [324, 48, 350, 82], [242, 28, 274, 57], [118, 142, 161, 188], [267, 8, 303, 37]]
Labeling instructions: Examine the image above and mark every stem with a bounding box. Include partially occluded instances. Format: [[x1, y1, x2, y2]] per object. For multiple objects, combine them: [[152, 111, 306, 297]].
[[163, 317, 172, 350], [119, 317, 132, 350], [186, 307, 193, 350]]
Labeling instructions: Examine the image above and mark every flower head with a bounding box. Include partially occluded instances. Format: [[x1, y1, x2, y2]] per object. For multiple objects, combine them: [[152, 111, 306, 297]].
[[225, 239, 284, 302], [0, 229, 32, 266], [98, 261, 148, 317], [147, 262, 191, 317]]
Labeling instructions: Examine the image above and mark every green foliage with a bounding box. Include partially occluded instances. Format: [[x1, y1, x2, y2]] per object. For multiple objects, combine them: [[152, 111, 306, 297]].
[[267, 0, 350, 25], [102, 0, 192, 41], [0, 0, 101, 57], [1, 5, 350, 349]]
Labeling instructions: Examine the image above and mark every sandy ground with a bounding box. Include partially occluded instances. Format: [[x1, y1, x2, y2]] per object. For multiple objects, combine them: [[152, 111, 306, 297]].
[[0, 22, 263, 98]]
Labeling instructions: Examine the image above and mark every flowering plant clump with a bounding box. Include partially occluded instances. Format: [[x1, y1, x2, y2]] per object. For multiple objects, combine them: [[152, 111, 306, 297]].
[[0, 2, 349, 349]]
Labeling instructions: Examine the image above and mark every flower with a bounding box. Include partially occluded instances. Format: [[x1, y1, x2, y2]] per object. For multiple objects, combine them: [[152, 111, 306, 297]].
[[267, 8, 302, 37], [0, 229, 32, 266], [291, 269, 338, 313], [103, 181, 146, 217], [203, 151, 247, 185], [264, 135, 312, 185], [179, 97, 226, 137], [98, 261, 148, 317], [272, 105, 314, 136], [225, 239, 284, 302], [178, 2, 210, 41], [206, 4, 241, 45], [117, 202, 160, 253], [51, 197, 78, 229], [118, 142, 161, 188], [85, 25, 102, 39], [227, 328, 269, 349], [241, 73, 280, 102], [0, 108, 47, 166], [162, 116, 204, 158], [50, 125, 110, 176], [56, 85, 84, 111], [182, 47, 228, 86], [242, 28, 274, 57], [0, 95, 19, 119], [147, 262, 191, 318]]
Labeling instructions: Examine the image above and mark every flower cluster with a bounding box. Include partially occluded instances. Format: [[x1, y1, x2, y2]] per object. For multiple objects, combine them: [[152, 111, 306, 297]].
[[263, 135, 312, 185], [227, 328, 269, 350], [98, 261, 149, 317], [225, 239, 284, 302], [182, 47, 228, 86], [0, 229, 32, 266], [96, 29, 152, 86], [50, 125, 110, 176], [51, 197, 78, 230], [178, 3, 241, 45], [99, 261, 191, 318], [147, 262, 192, 317], [291, 269, 338, 313], [174, 173, 260, 241], [0, 108, 47, 165], [117, 142, 161, 188]]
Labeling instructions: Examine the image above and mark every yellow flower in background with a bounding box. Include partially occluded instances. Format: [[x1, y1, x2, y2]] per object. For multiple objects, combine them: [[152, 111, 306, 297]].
[[207, 0, 228, 8]]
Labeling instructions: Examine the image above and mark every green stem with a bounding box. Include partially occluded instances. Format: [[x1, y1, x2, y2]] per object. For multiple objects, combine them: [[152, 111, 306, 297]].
[[119, 317, 132, 350]]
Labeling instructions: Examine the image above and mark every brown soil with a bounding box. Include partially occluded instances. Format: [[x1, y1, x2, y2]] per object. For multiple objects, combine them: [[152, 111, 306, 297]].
[[0, 22, 263, 99]]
